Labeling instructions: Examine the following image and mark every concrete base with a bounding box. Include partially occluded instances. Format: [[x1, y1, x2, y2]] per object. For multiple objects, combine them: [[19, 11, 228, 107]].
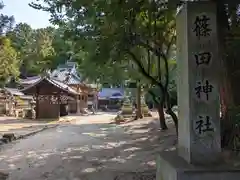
[[156, 150, 240, 180]]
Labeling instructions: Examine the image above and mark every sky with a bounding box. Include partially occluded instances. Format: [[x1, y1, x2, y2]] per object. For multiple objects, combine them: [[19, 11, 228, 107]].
[[1, 0, 51, 29]]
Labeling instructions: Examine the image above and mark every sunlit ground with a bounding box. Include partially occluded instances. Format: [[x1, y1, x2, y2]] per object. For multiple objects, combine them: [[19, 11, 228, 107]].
[[0, 113, 176, 180]]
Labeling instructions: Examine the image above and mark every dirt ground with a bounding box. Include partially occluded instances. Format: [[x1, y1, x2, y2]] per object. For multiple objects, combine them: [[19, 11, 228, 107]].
[[0, 113, 177, 180]]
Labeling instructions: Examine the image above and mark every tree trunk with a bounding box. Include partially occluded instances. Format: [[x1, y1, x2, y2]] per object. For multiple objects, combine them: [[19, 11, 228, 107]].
[[156, 102, 168, 130], [136, 83, 143, 119], [165, 92, 178, 134], [166, 108, 178, 134], [216, 1, 235, 148], [147, 89, 167, 129]]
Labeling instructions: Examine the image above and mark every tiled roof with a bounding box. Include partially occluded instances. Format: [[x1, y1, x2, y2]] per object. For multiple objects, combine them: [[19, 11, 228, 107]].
[[98, 88, 124, 99], [20, 61, 82, 86], [19, 76, 41, 85], [50, 78, 78, 95], [51, 69, 82, 85], [21, 77, 79, 95], [4, 88, 24, 96]]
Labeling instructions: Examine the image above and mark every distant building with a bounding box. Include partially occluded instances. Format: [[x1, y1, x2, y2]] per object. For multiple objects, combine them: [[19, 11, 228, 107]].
[[51, 61, 82, 84], [21, 77, 79, 119], [19, 60, 98, 114], [98, 88, 124, 110]]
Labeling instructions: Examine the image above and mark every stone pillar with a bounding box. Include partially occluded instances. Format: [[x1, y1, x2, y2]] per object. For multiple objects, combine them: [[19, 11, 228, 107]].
[[156, 2, 240, 180], [177, 1, 221, 165]]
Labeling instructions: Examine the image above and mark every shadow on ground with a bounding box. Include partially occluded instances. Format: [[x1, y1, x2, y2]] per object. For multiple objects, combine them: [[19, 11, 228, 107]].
[[0, 118, 177, 180]]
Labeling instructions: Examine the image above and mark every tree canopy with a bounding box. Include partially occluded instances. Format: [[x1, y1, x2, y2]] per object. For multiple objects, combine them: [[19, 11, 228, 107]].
[[29, 0, 178, 130], [0, 1, 19, 86], [30, 0, 176, 88], [0, 2, 14, 35], [7, 23, 56, 76], [0, 37, 19, 85]]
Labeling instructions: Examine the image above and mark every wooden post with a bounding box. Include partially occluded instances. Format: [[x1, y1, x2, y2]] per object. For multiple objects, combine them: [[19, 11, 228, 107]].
[[77, 95, 81, 114], [35, 87, 39, 119]]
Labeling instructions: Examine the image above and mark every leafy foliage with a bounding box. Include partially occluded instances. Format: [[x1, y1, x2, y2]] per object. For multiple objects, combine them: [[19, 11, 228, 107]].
[[30, 0, 176, 88], [0, 1, 14, 35], [0, 37, 19, 84], [29, 0, 178, 129], [7, 23, 56, 76], [0, 2, 19, 85]]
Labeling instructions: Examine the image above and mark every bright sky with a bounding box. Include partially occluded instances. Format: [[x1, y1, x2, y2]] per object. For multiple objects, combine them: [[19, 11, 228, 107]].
[[1, 0, 52, 29]]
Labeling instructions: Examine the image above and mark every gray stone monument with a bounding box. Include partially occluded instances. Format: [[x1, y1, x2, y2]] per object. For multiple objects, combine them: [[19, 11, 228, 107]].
[[177, 0, 221, 165], [156, 1, 240, 180]]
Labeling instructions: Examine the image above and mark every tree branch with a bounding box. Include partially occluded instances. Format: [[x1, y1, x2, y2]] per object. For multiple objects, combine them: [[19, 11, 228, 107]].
[[148, 89, 160, 105], [162, 33, 175, 93], [135, 36, 167, 62], [165, 32, 176, 57], [127, 50, 165, 95]]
